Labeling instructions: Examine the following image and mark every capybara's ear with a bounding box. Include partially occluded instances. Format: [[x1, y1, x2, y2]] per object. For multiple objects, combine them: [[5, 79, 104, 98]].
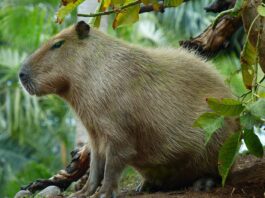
[[75, 21, 90, 39]]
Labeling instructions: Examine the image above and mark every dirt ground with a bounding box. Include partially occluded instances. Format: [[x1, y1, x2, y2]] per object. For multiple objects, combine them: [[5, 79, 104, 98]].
[[118, 155, 265, 198]]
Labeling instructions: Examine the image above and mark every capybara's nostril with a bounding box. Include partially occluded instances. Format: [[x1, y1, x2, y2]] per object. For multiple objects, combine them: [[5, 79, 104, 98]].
[[19, 72, 28, 82]]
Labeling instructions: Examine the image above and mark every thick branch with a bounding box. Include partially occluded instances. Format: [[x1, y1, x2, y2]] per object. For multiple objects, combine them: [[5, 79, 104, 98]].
[[21, 145, 90, 193], [180, 15, 242, 57], [227, 154, 265, 186]]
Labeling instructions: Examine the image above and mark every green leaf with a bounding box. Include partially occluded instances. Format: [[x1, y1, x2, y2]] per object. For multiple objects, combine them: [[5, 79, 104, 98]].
[[56, 0, 85, 23], [240, 111, 261, 129], [112, 1, 140, 29], [193, 112, 224, 144], [257, 5, 265, 17], [243, 129, 264, 158], [207, 98, 244, 116], [240, 41, 256, 89], [218, 131, 242, 186], [163, 0, 183, 7], [247, 98, 265, 119]]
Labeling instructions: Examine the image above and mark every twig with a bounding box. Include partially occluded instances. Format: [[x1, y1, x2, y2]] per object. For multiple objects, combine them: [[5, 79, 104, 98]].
[[78, 0, 141, 17], [240, 75, 265, 102], [77, 0, 187, 17]]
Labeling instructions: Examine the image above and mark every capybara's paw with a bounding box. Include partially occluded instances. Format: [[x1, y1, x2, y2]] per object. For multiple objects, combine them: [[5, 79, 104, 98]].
[[67, 190, 88, 198], [68, 185, 94, 198], [91, 190, 116, 198], [192, 177, 217, 192]]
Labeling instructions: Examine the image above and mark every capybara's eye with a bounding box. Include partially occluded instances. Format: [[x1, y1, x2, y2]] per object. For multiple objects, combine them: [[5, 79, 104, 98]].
[[51, 40, 65, 50]]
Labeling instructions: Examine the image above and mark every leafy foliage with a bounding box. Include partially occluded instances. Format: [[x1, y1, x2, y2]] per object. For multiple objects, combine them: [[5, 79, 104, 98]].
[[58, 0, 187, 28]]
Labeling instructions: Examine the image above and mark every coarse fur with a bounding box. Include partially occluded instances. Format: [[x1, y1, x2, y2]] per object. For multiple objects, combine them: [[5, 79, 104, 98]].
[[19, 21, 238, 197]]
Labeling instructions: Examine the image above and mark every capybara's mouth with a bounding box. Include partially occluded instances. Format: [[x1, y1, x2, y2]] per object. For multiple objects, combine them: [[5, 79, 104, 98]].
[[20, 80, 37, 95]]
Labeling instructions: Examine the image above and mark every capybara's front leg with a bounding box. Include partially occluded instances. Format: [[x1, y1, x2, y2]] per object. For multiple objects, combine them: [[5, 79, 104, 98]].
[[92, 144, 129, 198]]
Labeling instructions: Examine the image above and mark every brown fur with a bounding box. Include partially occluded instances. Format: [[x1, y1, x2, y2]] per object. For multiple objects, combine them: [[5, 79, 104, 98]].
[[20, 21, 238, 197]]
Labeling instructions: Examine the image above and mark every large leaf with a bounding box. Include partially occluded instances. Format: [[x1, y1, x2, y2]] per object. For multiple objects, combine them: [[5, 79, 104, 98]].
[[243, 129, 264, 158], [163, 0, 183, 7], [207, 98, 244, 116], [56, 0, 85, 23], [247, 98, 265, 119], [218, 131, 242, 186], [240, 41, 256, 89], [193, 112, 224, 144], [112, 1, 140, 29]]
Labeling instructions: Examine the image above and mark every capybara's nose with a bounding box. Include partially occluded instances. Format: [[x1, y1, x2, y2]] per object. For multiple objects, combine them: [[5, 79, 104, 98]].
[[19, 71, 29, 82]]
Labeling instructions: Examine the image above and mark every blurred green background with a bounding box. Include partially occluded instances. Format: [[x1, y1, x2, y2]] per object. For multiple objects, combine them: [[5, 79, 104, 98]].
[[0, 0, 247, 197]]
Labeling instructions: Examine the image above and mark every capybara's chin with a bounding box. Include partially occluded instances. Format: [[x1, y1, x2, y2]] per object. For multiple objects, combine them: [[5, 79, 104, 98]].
[[34, 78, 70, 96], [20, 80, 38, 96]]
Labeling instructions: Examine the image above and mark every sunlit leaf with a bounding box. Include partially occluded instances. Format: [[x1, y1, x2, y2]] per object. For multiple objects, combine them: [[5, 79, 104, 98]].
[[257, 5, 265, 17], [112, 1, 140, 29], [207, 98, 244, 116], [243, 129, 264, 158], [218, 131, 241, 186], [193, 112, 224, 144], [240, 41, 256, 89], [56, 0, 85, 23]]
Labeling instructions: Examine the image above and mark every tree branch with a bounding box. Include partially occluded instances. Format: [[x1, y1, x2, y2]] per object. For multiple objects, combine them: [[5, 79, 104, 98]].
[[180, 15, 242, 57], [77, 0, 191, 17]]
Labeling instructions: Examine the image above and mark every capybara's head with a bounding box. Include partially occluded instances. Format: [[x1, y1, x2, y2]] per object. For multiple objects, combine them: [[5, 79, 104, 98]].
[[19, 21, 92, 96]]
